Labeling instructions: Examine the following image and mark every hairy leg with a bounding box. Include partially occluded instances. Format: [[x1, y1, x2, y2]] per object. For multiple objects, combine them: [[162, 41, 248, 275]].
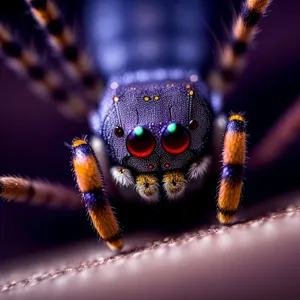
[[71, 138, 123, 250], [208, 0, 272, 93], [0, 24, 88, 119], [217, 114, 247, 223], [0, 176, 81, 209], [25, 0, 104, 103]]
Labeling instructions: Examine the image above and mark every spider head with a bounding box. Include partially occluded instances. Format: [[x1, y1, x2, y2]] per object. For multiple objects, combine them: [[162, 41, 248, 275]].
[[92, 79, 214, 174]]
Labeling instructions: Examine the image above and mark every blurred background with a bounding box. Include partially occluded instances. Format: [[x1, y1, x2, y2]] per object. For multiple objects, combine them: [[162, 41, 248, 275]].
[[0, 0, 299, 264]]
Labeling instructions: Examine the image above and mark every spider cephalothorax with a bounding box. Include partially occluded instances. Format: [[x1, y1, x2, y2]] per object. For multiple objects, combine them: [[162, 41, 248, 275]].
[[91, 74, 213, 175], [89, 73, 216, 203]]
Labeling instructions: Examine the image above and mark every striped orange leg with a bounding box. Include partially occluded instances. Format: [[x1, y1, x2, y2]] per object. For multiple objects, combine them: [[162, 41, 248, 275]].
[[217, 114, 247, 224], [209, 0, 272, 93], [71, 138, 123, 251], [25, 0, 104, 103], [0, 177, 81, 209], [0, 24, 88, 119]]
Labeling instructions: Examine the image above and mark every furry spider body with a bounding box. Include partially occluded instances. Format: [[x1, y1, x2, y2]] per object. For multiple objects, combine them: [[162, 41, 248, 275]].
[[0, 0, 278, 250]]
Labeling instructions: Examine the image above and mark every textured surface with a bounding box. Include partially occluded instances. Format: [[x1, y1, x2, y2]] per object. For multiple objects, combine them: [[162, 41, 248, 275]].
[[0, 0, 300, 263], [1, 191, 300, 299]]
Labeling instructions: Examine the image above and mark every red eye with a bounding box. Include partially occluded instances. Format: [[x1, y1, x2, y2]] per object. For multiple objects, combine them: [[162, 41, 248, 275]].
[[126, 126, 156, 158], [162, 123, 190, 154]]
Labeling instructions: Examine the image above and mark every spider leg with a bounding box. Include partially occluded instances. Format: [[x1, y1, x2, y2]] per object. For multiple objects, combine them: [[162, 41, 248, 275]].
[[71, 138, 123, 250], [250, 97, 300, 169], [217, 114, 247, 224], [0, 24, 89, 119], [25, 0, 104, 103], [208, 0, 272, 93], [0, 176, 81, 209]]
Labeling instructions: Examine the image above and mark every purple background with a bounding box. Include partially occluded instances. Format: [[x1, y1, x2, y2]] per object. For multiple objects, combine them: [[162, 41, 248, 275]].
[[0, 0, 299, 263]]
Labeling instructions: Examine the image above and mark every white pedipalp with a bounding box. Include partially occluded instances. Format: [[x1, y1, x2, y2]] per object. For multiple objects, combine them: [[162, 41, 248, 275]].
[[111, 166, 135, 187], [187, 156, 212, 181]]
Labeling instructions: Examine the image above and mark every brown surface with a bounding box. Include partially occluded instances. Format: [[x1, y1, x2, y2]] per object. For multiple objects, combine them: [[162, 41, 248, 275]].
[[1, 191, 300, 300]]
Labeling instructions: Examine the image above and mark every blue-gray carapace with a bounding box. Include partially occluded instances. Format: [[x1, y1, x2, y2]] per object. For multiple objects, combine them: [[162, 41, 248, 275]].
[[0, 0, 275, 250]]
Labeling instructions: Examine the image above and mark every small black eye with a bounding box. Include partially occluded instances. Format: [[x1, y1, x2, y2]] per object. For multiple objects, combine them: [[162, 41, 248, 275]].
[[126, 126, 156, 158], [114, 126, 124, 137], [161, 123, 190, 154], [188, 120, 198, 129]]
